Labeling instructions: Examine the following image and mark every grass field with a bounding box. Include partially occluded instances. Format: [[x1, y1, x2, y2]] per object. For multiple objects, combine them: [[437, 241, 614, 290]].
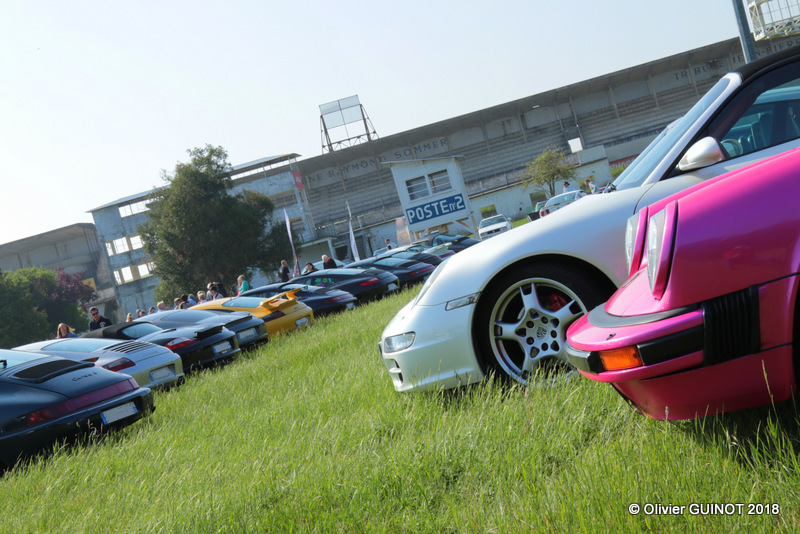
[[2, 287, 799, 532]]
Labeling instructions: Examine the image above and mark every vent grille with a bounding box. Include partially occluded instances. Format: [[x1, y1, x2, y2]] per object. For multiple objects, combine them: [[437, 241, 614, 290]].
[[110, 341, 154, 354], [702, 287, 760, 366]]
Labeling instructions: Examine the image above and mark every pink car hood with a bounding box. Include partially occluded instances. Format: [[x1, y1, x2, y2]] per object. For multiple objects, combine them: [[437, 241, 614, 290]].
[[606, 146, 800, 316]]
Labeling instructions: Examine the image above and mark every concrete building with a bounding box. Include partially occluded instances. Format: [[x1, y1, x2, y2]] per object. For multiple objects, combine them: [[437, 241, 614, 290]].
[[0, 223, 116, 318], [88, 36, 798, 318]]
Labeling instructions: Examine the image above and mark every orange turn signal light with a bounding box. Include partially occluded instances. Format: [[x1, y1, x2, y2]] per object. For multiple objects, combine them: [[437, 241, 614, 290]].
[[598, 347, 643, 371]]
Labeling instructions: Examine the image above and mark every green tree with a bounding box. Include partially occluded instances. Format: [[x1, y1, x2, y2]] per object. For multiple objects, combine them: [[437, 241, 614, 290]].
[[521, 146, 577, 197], [0, 266, 95, 347], [139, 145, 293, 298], [0, 271, 49, 348]]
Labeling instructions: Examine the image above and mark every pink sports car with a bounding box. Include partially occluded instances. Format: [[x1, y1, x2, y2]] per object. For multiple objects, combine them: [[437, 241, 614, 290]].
[[565, 147, 800, 420]]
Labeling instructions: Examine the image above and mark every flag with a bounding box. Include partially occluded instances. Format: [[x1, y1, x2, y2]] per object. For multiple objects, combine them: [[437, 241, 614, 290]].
[[284, 209, 300, 276], [346, 201, 361, 262]]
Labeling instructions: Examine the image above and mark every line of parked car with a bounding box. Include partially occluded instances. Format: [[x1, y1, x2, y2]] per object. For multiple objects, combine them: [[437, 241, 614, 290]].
[[1, 235, 479, 471], [379, 45, 800, 420]]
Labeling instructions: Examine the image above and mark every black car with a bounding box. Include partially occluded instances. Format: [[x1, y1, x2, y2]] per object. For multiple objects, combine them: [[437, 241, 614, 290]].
[[0, 349, 154, 470], [345, 257, 435, 286], [134, 309, 268, 350], [289, 268, 400, 304], [83, 321, 240, 372], [240, 283, 357, 316], [411, 233, 479, 253], [376, 248, 444, 266]]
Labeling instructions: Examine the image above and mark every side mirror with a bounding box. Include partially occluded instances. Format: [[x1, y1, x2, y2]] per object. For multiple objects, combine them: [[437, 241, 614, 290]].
[[678, 137, 725, 171]]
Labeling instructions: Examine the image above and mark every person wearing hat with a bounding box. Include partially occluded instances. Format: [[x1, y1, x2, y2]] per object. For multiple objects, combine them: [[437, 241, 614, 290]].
[[563, 181, 576, 193]]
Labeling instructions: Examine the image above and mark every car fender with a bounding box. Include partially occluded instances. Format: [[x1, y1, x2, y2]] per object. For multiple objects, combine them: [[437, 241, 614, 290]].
[[417, 188, 653, 307]]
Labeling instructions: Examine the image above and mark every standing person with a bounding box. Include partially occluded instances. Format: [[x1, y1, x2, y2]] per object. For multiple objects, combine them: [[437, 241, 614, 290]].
[[237, 275, 251, 294], [156, 301, 168, 312], [56, 323, 79, 338], [278, 260, 291, 282], [563, 181, 576, 193], [321, 254, 337, 269], [208, 286, 220, 300], [126, 313, 135, 322], [148, 306, 157, 314], [214, 281, 229, 298], [88, 307, 113, 331], [302, 262, 317, 275], [196, 291, 207, 303], [384, 238, 395, 250], [584, 179, 597, 194]]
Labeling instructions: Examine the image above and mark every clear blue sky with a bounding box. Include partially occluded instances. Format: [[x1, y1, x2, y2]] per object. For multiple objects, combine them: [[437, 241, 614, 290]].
[[0, 0, 741, 245]]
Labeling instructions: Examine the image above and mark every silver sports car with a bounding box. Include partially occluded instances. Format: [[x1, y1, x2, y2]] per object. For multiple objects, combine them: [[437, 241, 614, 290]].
[[15, 338, 184, 389]]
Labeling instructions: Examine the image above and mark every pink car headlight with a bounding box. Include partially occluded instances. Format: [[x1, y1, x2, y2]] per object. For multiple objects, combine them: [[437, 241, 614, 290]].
[[645, 202, 678, 299], [625, 208, 649, 277]]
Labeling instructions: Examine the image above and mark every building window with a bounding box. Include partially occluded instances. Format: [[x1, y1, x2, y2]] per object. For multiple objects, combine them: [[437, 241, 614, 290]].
[[130, 235, 143, 250], [112, 237, 130, 254], [406, 176, 429, 200], [137, 262, 154, 278], [113, 263, 151, 285], [105, 242, 115, 257], [406, 171, 452, 201], [120, 266, 134, 283], [429, 170, 452, 194], [118, 200, 149, 218]]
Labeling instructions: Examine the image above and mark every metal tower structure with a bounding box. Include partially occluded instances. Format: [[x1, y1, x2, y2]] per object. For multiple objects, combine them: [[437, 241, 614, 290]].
[[319, 95, 379, 154], [748, 0, 800, 40]]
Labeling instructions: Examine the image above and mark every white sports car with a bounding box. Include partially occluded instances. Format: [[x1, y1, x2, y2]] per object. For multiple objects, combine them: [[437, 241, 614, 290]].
[[379, 46, 800, 392]]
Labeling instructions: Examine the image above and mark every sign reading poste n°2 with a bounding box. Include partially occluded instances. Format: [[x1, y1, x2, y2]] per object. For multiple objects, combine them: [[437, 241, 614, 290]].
[[387, 156, 476, 237], [406, 194, 466, 225]]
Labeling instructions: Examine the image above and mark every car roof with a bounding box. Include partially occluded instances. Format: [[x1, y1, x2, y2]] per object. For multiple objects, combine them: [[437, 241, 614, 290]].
[[737, 44, 800, 81]]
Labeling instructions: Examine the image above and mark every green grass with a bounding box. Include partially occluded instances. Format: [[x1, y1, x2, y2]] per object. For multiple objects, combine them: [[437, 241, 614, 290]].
[[2, 287, 800, 532]]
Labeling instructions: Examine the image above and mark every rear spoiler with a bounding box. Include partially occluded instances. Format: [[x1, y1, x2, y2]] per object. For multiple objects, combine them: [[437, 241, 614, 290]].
[[263, 288, 302, 308]]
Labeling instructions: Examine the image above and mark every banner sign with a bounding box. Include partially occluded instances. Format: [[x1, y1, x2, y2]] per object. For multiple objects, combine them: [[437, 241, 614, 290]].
[[405, 194, 466, 225]]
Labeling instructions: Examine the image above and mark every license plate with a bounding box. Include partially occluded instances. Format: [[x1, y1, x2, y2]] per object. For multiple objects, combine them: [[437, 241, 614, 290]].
[[346, 302, 356, 310], [213, 341, 231, 354], [295, 316, 309, 327], [149, 367, 174, 382], [237, 328, 257, 341], [388, 283, 399, 291], [101, 402, 138, 424]]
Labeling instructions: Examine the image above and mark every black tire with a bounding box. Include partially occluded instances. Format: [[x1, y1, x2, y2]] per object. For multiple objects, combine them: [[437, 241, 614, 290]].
[[473, 261, 613, 386]]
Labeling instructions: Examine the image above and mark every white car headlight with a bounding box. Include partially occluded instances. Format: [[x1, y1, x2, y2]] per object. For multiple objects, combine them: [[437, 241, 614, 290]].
[[384, 332, 416, 353], [645, 202, 678, 298]]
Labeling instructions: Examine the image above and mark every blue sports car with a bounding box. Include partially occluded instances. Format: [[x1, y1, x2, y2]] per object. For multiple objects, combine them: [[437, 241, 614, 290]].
[[0, 349, 154, 470]]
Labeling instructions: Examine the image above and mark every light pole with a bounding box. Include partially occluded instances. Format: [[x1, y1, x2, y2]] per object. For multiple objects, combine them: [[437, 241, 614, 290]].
[[733, 0, 758, 62]]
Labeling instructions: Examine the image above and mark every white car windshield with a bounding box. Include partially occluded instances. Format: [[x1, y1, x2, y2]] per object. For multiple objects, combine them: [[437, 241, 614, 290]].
[[480, 216, 506, 228], [610, 77, 732, 191]]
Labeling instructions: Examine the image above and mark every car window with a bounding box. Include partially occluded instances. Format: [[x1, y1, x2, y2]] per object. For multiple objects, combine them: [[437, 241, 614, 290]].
[[121, 323, 164, 338], [223, 296, 266, 308], [715, 83, 800, 158], [28, 338, 121, 352], [705, 65, 800, 163], [155, 310, 212, 322]]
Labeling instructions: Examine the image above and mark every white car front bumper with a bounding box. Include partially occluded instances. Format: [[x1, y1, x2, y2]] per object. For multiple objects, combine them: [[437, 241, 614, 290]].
[[378, 298, 485, 392]]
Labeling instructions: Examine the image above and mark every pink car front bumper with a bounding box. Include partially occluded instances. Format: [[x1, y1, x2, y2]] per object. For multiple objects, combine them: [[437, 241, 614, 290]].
[[566, 277, 797, 420]]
